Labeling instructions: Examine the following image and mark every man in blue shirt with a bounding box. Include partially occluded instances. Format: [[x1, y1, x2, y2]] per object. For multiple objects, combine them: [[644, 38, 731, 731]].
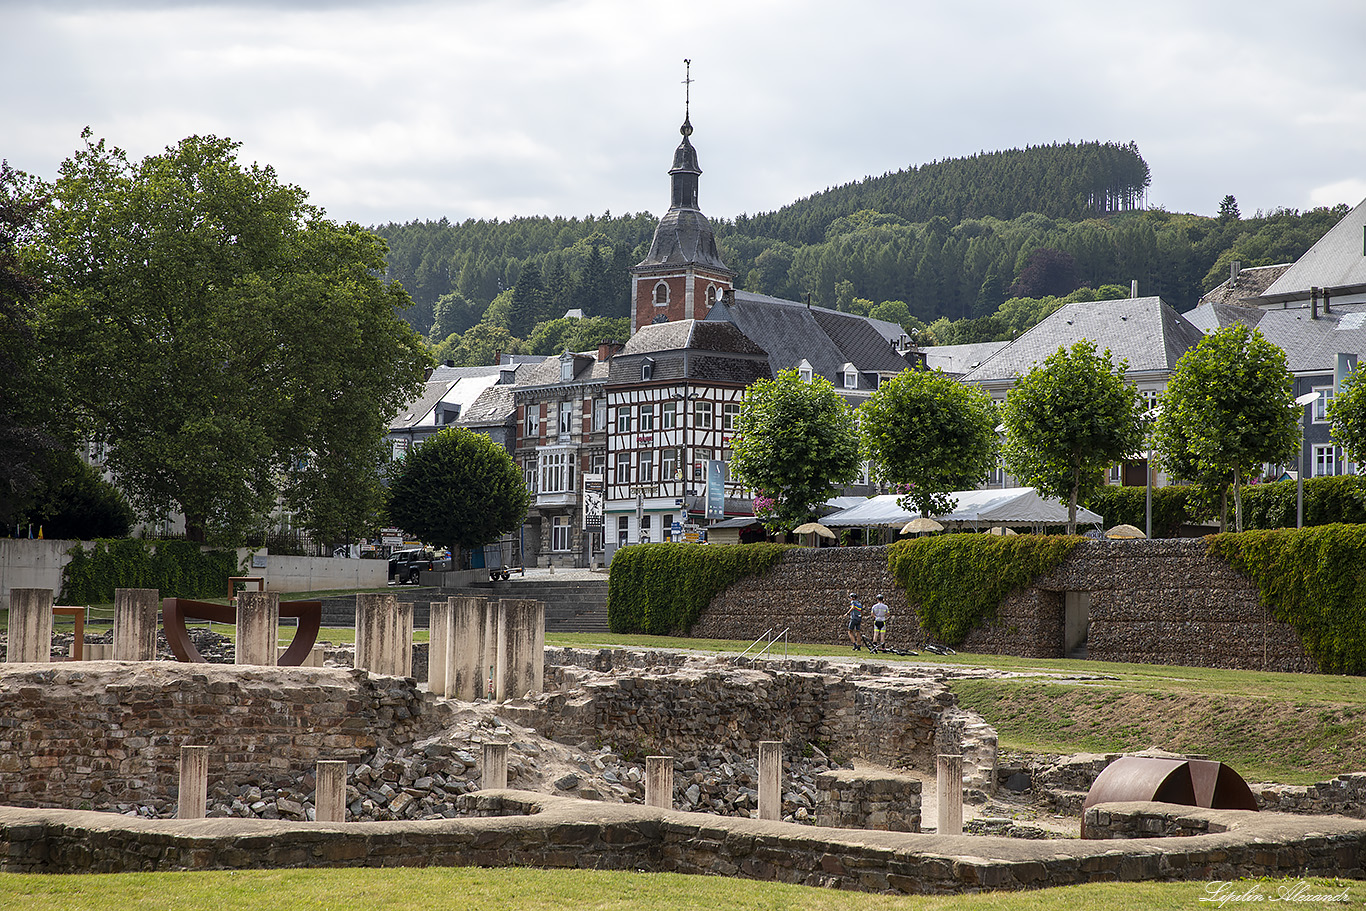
[[842, 592, 864, 650]]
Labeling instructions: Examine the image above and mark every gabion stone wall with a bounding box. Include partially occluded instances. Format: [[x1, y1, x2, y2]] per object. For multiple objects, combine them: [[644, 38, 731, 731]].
[[690, 541, 1315, 673]]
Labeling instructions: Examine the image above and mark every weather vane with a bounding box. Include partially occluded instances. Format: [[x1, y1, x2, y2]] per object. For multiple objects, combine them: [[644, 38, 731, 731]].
[[683, 58, 693, 117]]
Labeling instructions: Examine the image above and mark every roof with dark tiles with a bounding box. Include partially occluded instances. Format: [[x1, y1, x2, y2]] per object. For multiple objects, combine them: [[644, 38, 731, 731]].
[[1197, 264, 1292, 308]]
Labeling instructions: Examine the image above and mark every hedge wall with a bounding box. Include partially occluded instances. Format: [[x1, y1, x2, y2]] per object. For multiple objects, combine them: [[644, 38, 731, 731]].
[[1083, 486, 1201, 537], [1084, 476, 1366, 535], [1209, 524, 1366, 674], [60, 539, 242, 604], [606, 543, 791, 635], [887, 534, 1083, 646]]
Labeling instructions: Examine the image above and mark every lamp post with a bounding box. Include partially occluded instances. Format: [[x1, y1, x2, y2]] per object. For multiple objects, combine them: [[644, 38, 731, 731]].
[[1295, 390, 1321, 528], [1145, 406, 1162, 540]]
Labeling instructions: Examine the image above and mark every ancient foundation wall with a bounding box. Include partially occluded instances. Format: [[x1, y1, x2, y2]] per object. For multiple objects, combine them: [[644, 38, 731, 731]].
[[689, 541, 1315, 673], [0, 663, 452, 814]]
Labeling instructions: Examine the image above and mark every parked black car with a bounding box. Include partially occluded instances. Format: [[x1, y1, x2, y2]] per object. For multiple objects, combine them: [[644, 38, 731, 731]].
[[388, 548, 433, 584]]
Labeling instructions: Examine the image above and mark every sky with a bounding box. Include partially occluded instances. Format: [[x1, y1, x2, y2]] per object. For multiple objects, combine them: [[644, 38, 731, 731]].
[[5, 0, 1366, 228]]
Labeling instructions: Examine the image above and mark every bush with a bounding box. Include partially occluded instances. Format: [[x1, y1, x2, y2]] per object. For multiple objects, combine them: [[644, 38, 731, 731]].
[[1208, 525, 1366, 674], [18, 455, 134, 540], [887, 534, 1082, 645], [606, 543, 791, 635], [1083, 485, 1202, 537], [1241, 477, 1366, 529], [61, 539, 242, 604]]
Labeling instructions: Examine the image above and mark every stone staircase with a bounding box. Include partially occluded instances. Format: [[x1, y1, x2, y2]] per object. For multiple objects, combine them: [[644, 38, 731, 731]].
[[318, 579, 610, 634]]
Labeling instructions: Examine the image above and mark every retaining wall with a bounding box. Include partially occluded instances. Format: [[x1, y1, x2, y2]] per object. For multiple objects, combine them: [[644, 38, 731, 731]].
[[689, 541, 1315, 672], [3, 795, 1364, 894]]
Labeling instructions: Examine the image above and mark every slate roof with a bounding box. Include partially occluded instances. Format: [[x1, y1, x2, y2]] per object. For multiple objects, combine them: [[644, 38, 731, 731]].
[[1216, 301, 1366, 374], [1196, 263, 1291, 308], [704, 291, 909, 389], [459, 382, 516, 426], [962, 297, 1204, 384], [390, 365, 504, 431], [1258, 197, 1366, 303], [514, 352, 611, 390], [619, 318, 767, 357], [923, 342, 1011, 377], [636, 207, 732, 272], [1182, 303, 1265, 334]]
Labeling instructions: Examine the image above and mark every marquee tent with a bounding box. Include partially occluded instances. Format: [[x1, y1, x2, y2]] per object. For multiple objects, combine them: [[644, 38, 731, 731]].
[[820, 487, 1103, 531]]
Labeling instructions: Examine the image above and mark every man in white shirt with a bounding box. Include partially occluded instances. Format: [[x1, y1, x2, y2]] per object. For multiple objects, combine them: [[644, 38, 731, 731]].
[[870, 595, 890, 646]]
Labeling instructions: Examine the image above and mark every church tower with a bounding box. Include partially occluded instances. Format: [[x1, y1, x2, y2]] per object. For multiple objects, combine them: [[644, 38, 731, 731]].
[[630, 61, 735, 335]]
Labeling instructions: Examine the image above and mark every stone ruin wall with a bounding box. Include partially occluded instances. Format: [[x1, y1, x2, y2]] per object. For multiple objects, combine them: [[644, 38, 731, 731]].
[[0, 663, 453, 814], [690, 541, 1316, 673]]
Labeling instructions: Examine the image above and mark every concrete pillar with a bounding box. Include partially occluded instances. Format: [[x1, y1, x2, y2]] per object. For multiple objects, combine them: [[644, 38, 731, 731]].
[[494, 598, 544, 702], [482, 598, 499, 699], [113, 588, 159, 661], [758, 740, 783, 821], [6, 589, 53, 663], [235, 591, 279, 666], [428, 599, 451, 696], [482, 742, 509, 790], [354, 593, 412, 678], [315, 760, 347, 823], [447, 596, 488, 700], [177, 745, 210, 819], [645, 756, 673, 809], [937, 753, 963, 836]]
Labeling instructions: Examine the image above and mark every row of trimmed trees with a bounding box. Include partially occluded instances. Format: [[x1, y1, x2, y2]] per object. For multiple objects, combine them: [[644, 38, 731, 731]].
[[733, 325, 1366, 536]]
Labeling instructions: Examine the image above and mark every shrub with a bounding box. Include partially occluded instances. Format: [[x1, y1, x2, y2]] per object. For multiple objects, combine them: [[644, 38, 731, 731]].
[[1208, 525, 1366, 674], [887, 534, 1082, 645], [1083, 485, 1203, 537], [606, 543, 791, 635], [1241, 477, 1366, 529], [61, 539, 241, 604]]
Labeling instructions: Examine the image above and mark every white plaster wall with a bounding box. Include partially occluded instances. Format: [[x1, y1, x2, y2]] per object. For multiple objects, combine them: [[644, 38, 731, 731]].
[[0, 539, 82, 608]]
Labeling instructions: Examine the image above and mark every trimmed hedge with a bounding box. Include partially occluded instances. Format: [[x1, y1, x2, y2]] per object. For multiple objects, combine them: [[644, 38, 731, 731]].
[[60, 539, 242, 604], [1208, 525, 1366, 674], [606, 543, 791, 635], [1084, 477, 1366, 535], [1083, 485, 1201, 537], [887, 535, 1083, 646]]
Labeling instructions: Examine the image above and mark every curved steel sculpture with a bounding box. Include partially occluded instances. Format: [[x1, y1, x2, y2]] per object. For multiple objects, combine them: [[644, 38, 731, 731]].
[[1083, 756, 1259, 812], [162, 598, 322, 666]]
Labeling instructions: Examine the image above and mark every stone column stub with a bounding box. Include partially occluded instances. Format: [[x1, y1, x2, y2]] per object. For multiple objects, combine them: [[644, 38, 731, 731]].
[[7, 589, 53, 663], [114, 588, 159, 661]]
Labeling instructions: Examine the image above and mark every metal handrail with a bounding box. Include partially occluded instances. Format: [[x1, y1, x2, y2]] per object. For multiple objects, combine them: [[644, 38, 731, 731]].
[[738, 626, 790, 662]]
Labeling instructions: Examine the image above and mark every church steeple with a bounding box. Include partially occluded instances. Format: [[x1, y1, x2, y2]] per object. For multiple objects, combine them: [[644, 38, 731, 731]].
[[630, 59, 735, 335]]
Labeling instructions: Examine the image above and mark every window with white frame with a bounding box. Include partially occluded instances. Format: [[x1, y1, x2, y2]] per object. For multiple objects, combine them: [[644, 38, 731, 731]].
[[617, 515, 629, 546], [539, 450, 574, 494], [694, 447, 713, 480], [653, 281, 669, 305], [639, 403, 655, 431], [590, 452, 606, 477], [552, 516, 571, 552], [844, 367, 858, 389], [662, 448, 679, 480], [559, 354, 574, 382], [1314, 444, 1336, 477], [642, 358, 654, 381], [593, 398, 606, 432], [695, 401, 713, 429], [1313, 387, 1333, 423], [615, 452, 631, 484], [661, 400, 677, 429], [558, 401, 575, 440], [798, 360, 813, 383], [640, 514, 652, 543], [523, 458, 537, 493], [1141, 389, 1159, 412], [638, 451, 654, 482], [722, 402, 740, 432], [663, 512, 675, 541], [616, 406, 632, 434], [525, 406, 540, 440]]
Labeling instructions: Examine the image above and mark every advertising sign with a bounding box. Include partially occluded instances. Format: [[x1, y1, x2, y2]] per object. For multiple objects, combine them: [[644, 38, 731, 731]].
[[706, 460, 727, 519], [583, 473, 604, 529]]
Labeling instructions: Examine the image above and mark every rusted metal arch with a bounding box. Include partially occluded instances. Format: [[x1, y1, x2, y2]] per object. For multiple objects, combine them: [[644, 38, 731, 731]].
[[162, 598, 322, 666], [1083, 756, 1259, 812]]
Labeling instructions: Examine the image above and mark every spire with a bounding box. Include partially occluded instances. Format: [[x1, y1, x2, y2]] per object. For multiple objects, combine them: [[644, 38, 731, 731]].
[[670, 58, 701, 210]]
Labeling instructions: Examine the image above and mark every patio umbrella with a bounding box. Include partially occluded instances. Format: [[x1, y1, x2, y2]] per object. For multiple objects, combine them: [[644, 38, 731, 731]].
[[988, 526, 1018, 536], [1105, 523, 1147, 539], [900, 517, 944, 535], [793, 521, 836, 539]]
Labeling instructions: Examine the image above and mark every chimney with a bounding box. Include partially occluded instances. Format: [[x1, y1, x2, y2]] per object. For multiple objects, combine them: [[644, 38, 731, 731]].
[[423, 366, 434, 381], [1312, 287, 1319, 320], [1130, 279, 1138, 299], [597, 340, 624, 362], [1230, 261, 1241, 283], [1324, 288, 1332, 313]]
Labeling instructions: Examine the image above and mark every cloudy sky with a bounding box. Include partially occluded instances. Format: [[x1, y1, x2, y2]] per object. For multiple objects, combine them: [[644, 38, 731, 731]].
[[5, 0, 1365, 228]]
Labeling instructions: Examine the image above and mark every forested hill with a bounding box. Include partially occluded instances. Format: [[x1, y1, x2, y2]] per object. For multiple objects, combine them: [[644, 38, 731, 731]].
[[376, 140, 1343, 348], [731, 141, 1151, 245]]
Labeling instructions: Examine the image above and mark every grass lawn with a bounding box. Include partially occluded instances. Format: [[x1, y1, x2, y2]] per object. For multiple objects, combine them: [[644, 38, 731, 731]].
[[1, 868, 1359, 911]]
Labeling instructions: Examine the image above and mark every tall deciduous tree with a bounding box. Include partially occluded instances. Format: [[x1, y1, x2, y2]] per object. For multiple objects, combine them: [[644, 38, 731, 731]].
[[859, 369, 998, 517], [1154, 324, 1298, 532], [1001, 340, 1145, 534], [731, 369, 861, 534], [1330, 365, 1366, 468], [31, 132, 430, 542], [386, 427, 529, 550]]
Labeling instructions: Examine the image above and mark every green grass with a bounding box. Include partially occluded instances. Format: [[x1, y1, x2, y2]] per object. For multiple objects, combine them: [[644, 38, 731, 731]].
[[0, 869, 1359, 910]]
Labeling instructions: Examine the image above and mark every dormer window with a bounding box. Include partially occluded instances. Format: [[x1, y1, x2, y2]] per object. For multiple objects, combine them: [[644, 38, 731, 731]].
[[842, 363, 858, 389], [797, 359, 814, 383], [559, 351, 574, 382], [653, 281, 670, 306], [642, 357, 655, 381]]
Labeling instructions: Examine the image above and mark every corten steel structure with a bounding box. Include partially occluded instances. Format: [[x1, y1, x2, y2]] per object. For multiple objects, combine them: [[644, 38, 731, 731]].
[[162, 598, 322, 666], [1083, 756, 1260, 814]]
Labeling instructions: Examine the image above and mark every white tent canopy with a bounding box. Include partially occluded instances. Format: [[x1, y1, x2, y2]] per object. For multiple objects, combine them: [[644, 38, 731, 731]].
[[820, 487, 1103, 530]]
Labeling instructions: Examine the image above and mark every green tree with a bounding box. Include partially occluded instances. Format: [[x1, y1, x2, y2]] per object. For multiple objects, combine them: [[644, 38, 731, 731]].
[[1153, 324, 1297, 532], [859, 370, 998, 517], [434, 323, 518, 367], [508, 261, 547, 338], [730, 369, 861, 533], [524, 316, 629, 356], [427, 290, 482, 343], [30, 132, 429, 542], [19, 452, 133, 540], [386, 427, 529, 550], [1001, 340, 1145, 533], [1329, 365, 1366, 467]]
